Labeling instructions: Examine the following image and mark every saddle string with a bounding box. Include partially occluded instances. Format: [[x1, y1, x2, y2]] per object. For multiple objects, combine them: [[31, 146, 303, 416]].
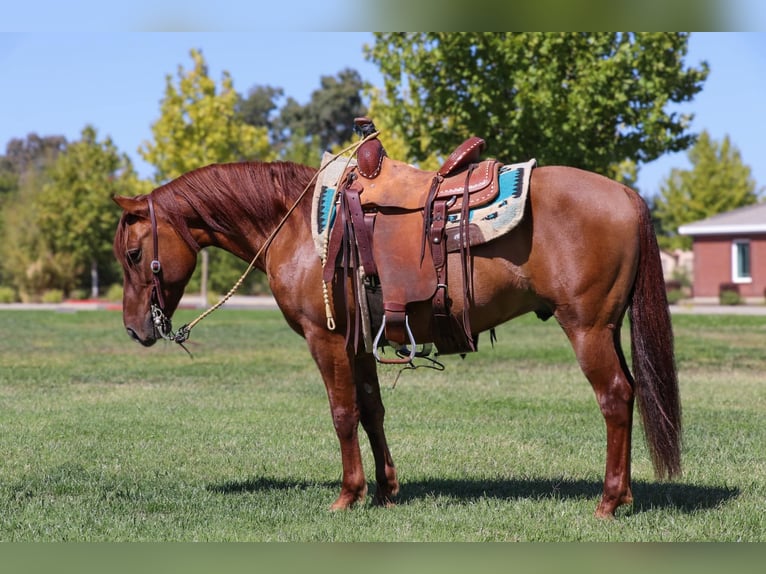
[[165, 131, 381, 347], [320, 155, 362, 332]]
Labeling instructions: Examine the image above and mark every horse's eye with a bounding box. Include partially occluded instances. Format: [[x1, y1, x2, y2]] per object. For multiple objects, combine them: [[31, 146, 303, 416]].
[[127, 248, 142, 265]]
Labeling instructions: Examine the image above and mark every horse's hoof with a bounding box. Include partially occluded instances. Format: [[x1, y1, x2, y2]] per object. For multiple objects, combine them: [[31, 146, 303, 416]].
[[329, 488, 367, 511], [595, 491, 633, 518], [594, 507, 616, 520], [372, 493, 397, 508]]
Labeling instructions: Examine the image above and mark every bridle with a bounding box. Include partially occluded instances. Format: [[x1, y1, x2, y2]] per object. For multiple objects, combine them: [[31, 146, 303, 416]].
[[146, 195, 181, 343]]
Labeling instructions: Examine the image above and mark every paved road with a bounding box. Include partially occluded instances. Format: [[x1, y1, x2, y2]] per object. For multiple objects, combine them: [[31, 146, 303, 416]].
[[2, 296, 766, 315]]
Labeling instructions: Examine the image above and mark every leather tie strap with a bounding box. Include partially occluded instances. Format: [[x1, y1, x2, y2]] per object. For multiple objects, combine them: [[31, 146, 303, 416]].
[[342, 183, 378, 277]]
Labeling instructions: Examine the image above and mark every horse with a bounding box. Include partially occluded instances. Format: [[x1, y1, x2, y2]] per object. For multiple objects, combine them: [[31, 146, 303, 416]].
[[112, 158, 681, 518]]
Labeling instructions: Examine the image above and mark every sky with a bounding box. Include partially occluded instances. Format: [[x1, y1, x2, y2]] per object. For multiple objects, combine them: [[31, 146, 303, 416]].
[[1, 31, 765, 198]]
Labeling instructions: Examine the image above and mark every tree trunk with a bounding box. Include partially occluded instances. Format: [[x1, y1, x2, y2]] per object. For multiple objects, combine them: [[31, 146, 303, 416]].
[[90, 259, 99, 299]]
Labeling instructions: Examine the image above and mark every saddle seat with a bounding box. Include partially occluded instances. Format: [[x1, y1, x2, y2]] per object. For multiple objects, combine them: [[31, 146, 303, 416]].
[[354, 125, 501, 214]]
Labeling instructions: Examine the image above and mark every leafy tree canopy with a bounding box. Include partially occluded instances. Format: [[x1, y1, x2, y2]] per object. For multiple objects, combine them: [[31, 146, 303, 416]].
[[240, 68, 368, 165], [237, 85, 284, 131], [0, 134, 67, 199], [653, 131, 762, 250], [34, 125, 146, 293], [367, 32, 708, 183], [139, 49, 273, 183]]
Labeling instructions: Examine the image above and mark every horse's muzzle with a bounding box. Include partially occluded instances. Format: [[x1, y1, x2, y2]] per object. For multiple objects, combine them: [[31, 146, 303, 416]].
[[126, 327, 158, 347]]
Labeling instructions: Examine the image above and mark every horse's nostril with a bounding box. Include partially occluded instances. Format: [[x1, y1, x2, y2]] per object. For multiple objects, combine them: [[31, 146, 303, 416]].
[[126, 327, 156, 347]]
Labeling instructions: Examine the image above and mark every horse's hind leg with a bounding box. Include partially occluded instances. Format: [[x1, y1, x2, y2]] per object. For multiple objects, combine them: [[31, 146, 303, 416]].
[[562, 322, 635, 518], [354, 354, 399, 506]]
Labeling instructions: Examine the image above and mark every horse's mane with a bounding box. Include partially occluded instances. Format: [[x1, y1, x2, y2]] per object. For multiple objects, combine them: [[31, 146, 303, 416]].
[[117, 161, 318, 259]]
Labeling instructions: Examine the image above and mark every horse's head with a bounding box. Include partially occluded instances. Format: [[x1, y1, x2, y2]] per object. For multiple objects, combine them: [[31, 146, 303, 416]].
[[112, 194, 198, 346]]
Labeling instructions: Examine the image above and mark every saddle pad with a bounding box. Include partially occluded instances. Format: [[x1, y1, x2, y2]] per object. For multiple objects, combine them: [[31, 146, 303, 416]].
[[311, 153, 536, 259], [312, 152, 357, 261], [444, 159, 536, 252]]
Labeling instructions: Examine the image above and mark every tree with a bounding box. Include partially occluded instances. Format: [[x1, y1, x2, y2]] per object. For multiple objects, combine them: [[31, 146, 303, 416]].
[[301, 68, 368, 152], [0, 134, 67, 293], [0, 156, 19, 202], [237, 84, 284, 130], [269, 68, 368, 163], [367, 33, 708, 182], [34, 125, 147, 296], [0, 170, 47, 297], [139, 49, 275, 296], [0, 134, 67, 202], [652, 131, 761, 250], [3, 134, 67, 182], [139, 48, 273, 182]]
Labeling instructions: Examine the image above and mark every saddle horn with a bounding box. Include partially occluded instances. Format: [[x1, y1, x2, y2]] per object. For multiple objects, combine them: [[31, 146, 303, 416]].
[[354, 117, 386, 179]]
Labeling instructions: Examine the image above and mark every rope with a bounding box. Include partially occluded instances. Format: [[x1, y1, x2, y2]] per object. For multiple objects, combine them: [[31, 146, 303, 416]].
[[171, 132, 380, 345]]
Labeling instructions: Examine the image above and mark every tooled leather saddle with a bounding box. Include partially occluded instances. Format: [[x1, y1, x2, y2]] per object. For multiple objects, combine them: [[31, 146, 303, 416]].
[[323, 117, 505, 363]]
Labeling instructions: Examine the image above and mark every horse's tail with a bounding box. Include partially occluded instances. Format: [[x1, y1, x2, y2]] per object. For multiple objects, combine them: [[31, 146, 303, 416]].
[[628, 191, 682, 479]]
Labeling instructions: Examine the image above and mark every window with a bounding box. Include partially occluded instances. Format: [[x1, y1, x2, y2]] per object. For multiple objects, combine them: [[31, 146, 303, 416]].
[[732, 240, 752, 283]]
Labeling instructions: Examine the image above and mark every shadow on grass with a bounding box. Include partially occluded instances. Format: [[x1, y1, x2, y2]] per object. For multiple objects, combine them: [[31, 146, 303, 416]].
[[208, 476, 739, 515]]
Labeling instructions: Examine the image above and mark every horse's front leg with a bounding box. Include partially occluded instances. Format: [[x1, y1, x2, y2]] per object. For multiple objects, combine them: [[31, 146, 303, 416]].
[[354, 353, 399, 506], [306, 330, 367, 509]]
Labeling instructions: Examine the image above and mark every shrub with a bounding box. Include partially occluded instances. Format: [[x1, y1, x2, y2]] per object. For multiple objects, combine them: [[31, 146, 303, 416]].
[[105, 284, 123, 302], [666, 289, 685, 305], [68, 288, 89, 300], [41, 289, 64, 303], [719, 283, 742, 306], [0, 286, 18, 303]]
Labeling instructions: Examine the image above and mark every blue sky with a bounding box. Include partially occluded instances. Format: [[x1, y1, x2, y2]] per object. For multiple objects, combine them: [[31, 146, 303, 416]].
[[1, 32, 764, 197]]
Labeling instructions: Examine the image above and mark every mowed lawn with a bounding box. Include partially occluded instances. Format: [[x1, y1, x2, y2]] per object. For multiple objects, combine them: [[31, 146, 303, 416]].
[[0, 307, 763, 541]]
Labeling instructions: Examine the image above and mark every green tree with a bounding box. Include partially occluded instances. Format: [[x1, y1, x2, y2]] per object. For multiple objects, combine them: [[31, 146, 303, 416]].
[[237, 84, 284, 130], [3, 134, 67, 183], [270, 68, 367, 163], [0, 157, 19, 200], [0, 170, 47, 298], [139, 49, 274, 296], [0, 134, 67, 206], [367, 33, 708, 182], [652, 131, 761, 250], [34, 125, 147, 296], [139, 48, 273, 182], [0, 134, 67, 292]]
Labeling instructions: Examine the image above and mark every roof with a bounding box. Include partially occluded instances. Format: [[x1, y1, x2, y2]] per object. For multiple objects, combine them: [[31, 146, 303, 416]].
[[678, 202, 766, 236]]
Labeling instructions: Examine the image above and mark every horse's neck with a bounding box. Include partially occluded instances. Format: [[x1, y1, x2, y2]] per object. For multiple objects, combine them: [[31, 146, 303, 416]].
[[181, 187, 295, 268]]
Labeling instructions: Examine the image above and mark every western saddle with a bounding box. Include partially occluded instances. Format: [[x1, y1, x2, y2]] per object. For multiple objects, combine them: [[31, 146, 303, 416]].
[[323, 117, 502, 363]]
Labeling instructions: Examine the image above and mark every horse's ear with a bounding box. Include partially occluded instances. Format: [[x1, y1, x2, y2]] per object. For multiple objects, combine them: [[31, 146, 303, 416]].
[[113, 195, 148, 217]]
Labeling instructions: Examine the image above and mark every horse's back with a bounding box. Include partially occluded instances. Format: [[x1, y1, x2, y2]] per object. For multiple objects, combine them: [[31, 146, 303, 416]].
[[529, 165, 639, 229]]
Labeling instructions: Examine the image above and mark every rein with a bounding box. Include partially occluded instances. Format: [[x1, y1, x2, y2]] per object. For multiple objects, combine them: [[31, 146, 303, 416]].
[[147, 133, 379, 351]]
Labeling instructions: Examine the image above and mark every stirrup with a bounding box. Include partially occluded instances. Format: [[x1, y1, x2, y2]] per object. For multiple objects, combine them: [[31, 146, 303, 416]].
[[372, 315, 418, 364]]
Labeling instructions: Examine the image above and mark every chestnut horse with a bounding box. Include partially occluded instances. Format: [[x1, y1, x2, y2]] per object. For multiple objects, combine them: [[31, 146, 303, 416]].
[[113, 159, 680, 518]]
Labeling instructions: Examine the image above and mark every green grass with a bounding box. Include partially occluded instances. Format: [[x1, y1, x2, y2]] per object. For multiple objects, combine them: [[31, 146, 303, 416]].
[[0, 308, 764, 541]]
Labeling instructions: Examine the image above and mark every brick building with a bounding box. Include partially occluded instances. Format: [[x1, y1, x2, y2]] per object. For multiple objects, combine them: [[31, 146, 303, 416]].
[[678, 203, 766, 303]]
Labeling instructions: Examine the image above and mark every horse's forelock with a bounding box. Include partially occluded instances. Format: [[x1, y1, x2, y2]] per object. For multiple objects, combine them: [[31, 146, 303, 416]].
[[113, 212, 133, 267]]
